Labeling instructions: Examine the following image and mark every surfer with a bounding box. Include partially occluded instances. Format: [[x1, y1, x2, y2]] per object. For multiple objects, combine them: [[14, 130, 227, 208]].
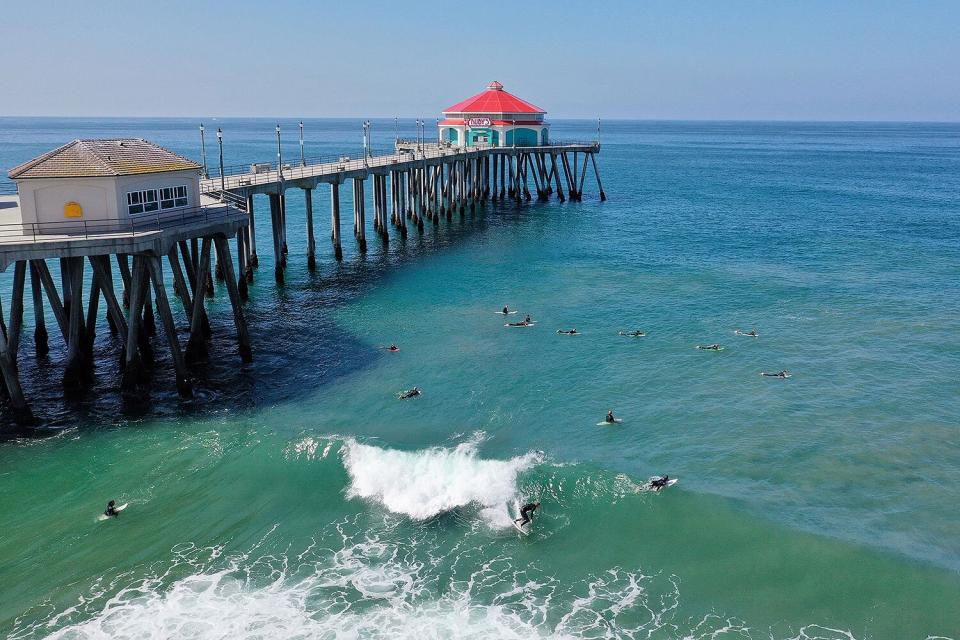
[[761, 370, 791, 378], [104, 500, 120, 518], [514, 501, 540, 526], [502, 306, 510, 314], [650, 475, 670, 491], [524, 315, 532, 324], [735, 329, 759, 337], [605, 410, 617, 423], [387, 344, 400, 352], [398, 386, 421, 399], [620, 329, 645, 337], [697, 344, 722, 351], [557, 328, 578, 335]]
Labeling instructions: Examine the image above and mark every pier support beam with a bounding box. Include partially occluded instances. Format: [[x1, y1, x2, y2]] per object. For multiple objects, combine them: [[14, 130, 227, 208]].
[[29, 262, 49, 357], [8, 261, 26, 363], [305, 187, 317, 270], [146, 255, 193, 397], [246, 193, 259, 267], [185, 238, 213, 363], [0, 297, 32, 422], [269, 193, 284, 283], [214, 236, 253, 363], [331, 181, 343, 260], [120, 256, 148, 390], [590, 153, 607, 201]]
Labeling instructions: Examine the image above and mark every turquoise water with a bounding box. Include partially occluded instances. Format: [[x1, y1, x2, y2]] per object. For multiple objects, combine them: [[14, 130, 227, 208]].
[[1, 119, 959, 638]]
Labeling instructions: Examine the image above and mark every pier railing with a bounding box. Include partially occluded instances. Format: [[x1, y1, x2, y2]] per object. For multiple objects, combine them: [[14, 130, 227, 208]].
[[200, 141, 599, 195], [0, 203, 244, 243]]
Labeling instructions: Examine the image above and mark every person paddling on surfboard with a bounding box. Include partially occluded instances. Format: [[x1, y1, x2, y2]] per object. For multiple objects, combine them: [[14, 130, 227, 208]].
[[650, 475, 670, 491], [697, 344, 723, 351], [104, 500, 120, 518], [557, 328, 578, 335], [387, 344, 400, 352], [398, 386, 421, 399], [761, 370, 790, 378], [515, 502, 540, 527]]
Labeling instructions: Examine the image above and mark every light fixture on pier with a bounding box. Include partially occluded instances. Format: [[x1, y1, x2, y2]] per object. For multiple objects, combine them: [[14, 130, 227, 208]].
[[299, 121, 305, 167], [216, 127, 225, 195], [276, 124, 283, 179], [200, 124, 209, 178]]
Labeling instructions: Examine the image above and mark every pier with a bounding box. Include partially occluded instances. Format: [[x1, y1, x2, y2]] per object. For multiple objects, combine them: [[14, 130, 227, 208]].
[[0, 84, 605, 426]]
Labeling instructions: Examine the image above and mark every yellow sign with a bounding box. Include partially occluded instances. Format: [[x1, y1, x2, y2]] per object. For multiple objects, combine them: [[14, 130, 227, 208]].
[[64, 201, 83, 218]]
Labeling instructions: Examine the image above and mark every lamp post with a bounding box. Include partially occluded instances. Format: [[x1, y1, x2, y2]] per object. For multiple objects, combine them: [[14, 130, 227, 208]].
[[276, 124, 283, 179], [299, 121, 305, 167], [200, 123, 208, 178], [362, 120, 371, 162], [597, 117, 601, 144], [394, 116, 399, 144], [216, 127, 224, 194]]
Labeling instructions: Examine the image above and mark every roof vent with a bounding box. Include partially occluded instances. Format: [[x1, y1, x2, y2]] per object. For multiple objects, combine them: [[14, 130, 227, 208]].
[[487, 81, 504, 91]]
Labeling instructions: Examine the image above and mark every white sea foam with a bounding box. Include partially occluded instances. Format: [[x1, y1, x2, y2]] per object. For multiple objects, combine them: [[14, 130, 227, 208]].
[[20, 524, 872, 640], [341, 434, 542, 525]]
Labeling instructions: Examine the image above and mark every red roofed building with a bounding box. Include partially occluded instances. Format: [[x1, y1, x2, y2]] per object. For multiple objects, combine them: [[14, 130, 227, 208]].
[[439, 81, 548, 148]]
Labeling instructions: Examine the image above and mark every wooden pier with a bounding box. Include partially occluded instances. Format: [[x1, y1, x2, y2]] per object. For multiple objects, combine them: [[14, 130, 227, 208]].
[[0, 138, 603, 426]]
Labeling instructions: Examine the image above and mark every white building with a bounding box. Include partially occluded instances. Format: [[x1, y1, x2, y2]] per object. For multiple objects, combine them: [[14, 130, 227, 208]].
[[8, 139, 202, 234]]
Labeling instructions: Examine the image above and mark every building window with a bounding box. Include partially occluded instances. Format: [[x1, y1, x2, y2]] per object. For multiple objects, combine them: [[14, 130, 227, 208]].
[[160, 186, 188, 209], [127, 186, 187, 215]]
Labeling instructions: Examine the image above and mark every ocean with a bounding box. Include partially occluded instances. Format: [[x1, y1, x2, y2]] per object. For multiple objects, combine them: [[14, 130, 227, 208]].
[[0, 118, 958, 638]]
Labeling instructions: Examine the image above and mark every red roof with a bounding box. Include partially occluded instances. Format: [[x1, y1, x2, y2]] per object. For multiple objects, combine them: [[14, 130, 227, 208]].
[[443, 81, 545, 115]]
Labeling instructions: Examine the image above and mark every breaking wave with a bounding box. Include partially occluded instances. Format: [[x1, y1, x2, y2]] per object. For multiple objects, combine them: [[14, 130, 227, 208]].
[[342, 433, 542, 525]]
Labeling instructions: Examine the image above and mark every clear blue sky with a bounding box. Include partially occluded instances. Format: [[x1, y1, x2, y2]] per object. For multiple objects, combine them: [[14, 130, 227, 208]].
[[4, 0, 959, 121]]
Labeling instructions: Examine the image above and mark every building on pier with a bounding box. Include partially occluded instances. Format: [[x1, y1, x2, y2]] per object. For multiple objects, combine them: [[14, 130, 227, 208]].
[[438, 81, 548, 148], [0, 139, 252, 424], [8, 139, 202, 235]]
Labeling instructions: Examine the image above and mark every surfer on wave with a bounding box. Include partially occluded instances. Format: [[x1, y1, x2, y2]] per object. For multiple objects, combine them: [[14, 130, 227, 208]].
[[649, 475, 671, 491], [514, 501, 540, 526]]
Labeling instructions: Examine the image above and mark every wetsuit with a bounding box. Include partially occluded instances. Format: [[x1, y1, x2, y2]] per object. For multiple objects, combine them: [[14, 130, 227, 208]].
[[650, 477, 669, 490], [104, 504, 118, 517], [516, 503, 538, 526]]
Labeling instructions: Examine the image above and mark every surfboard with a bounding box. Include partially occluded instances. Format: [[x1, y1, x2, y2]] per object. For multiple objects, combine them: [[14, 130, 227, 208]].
[[495, 310, 519, 315], [760, 373, 792, 378], [97, 503, 128, 521], [645, 478, 678, 491], [619, 332, 646, 337], [511, 500, 531, 536], [596, 418, 623, 425], [734, 330, 759, 337], [556, 331, 580, 335], [696, 346, 724, 351], [505, 323, 536, 328]]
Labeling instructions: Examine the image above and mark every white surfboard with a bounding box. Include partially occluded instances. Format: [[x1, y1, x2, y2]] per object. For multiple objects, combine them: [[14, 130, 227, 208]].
[[556, 331, 580, 336], [619, 332, 646, 338], [511, 500, 531, 536], [505, 322, 536, 328], [97, 503, 128, 521], [495, 310, 519, 315], [645, 478, 678, 492], [597, 418, 623, 426], [734, 330, 759, 337]]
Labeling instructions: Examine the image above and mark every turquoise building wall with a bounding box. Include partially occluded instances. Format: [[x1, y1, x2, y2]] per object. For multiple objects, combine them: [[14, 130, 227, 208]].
[[505, 128, 539, 147]]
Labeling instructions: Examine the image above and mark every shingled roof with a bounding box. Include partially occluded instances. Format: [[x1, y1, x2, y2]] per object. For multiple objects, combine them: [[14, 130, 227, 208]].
[[8, 139, 201, 180]]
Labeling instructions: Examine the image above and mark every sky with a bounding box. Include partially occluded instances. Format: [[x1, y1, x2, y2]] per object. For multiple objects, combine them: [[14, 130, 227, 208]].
[[2, 0, 959, 121]]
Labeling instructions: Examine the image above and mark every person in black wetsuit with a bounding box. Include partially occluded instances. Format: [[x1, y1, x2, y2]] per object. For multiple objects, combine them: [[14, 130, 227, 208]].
[[605, 410, 617, 423], [515, 501, 540, 526], [104, 500, 119, 517], [650, 476, 670, 491], [399, 386, 421, 399], [502, 306, 510, 314]]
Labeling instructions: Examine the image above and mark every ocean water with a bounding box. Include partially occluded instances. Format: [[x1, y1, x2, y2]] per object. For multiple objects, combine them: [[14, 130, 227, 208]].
[[1, 118, 959, 639]]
